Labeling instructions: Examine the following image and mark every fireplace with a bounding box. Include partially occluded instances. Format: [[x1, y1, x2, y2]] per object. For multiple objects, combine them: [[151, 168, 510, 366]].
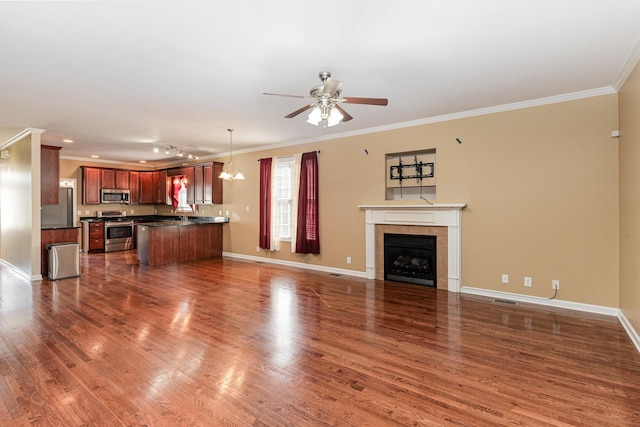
[[359, 204, 466, 292], [384, 233, 436, 287]]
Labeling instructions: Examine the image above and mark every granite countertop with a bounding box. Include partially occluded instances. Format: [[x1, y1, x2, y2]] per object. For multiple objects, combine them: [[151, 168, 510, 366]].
[[42, 225, 81, 230], [135, 216, 230, 227]]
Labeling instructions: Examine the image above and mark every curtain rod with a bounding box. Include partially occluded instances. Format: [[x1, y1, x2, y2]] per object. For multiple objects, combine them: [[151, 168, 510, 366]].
[[257, 150, 320, 161]]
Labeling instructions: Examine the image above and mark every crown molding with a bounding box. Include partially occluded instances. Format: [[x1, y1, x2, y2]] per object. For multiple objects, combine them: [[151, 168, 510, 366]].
[[613, 35, 640, 91], [225, 87, 617, 158]]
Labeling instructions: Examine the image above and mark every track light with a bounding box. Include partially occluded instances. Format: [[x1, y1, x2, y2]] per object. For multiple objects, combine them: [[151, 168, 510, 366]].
[[153, 144, 199, 160]]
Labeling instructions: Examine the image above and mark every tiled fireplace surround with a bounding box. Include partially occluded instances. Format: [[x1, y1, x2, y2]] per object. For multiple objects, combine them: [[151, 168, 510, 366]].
[[359, 204, 466, 292]]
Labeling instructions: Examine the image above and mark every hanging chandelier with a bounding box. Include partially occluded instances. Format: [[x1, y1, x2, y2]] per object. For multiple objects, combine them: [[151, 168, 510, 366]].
[[218, 128, 245, 181]]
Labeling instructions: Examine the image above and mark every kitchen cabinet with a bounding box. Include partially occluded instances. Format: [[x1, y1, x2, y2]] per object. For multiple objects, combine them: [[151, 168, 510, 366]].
[[129, 171, 140, 204], [102, 169, 130, 189], [41, 145, 61, 205], [152, 170, 169, 205], [193, 162, 223, 204], [212, 162, 223, 204], [81, 221, 104, 253], [139, 171, 154, 204], [82, 166, 101, 204]]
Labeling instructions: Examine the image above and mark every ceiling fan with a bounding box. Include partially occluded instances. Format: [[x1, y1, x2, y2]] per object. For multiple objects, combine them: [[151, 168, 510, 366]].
[[263, 71, 388, 127]]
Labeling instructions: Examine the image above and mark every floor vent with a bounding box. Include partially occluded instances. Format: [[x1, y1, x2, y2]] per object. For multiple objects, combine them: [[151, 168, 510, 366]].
[[255, 261, 264, 264], [494, 298, 517, 305], [328, 273, 341, 276]]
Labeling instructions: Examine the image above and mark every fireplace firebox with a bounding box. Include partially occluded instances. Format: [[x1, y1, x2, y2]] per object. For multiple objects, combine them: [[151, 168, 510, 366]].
[[384, 233, 436, 287]]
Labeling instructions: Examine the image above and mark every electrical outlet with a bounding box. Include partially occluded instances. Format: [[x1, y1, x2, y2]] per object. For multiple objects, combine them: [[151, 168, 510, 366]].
[[256, 246, 260, 252], [246, 206, 250, 212], [347, 256, 352, 264], [524, 276, 532, 287], [552, 280, 560, 290], [501, 274, 509, 284]]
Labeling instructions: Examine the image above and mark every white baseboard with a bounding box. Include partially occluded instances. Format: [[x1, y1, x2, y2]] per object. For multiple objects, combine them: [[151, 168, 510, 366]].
[[222, 251, 367, 278], [460, 286, 619, 316], [461, 286, 640, 354], [0, 258, 41, 281], [618, 310, 640, 353]]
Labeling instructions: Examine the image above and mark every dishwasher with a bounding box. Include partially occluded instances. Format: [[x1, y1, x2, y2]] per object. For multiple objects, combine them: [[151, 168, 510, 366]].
[[48, 242, 80, 280]]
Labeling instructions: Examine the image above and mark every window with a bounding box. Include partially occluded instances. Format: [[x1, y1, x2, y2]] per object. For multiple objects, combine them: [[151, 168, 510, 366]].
[[273, 156, 294, 241], [259, 152, 319, 253]]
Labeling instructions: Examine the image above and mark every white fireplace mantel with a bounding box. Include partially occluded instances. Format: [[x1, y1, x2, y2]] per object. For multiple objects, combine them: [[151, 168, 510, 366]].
[[358, 204, 466, 292]]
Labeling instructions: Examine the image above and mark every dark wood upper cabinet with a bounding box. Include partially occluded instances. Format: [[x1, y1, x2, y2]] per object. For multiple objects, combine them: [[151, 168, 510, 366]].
[[192, 162, 223, 205], [101, 169, 129, 189], [79, 164, 221, 206], [81, 166, 101, 205], [152, 170, 169, 205], [129, 170, 140, 204], [212, 162, 223, 204], [139, 171, 154, 205], [41, 145, 61, 205]]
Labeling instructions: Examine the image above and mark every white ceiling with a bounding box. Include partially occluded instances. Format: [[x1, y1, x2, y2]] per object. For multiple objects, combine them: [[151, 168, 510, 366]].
[[2, 1, 640, 165]]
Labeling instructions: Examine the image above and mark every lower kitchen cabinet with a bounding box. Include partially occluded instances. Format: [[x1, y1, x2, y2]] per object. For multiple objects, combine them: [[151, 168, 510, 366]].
[[81, 221, 104, 253]]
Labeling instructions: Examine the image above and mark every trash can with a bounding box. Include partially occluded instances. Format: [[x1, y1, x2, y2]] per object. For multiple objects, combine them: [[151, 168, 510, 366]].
[[47, 242, 80, 280]]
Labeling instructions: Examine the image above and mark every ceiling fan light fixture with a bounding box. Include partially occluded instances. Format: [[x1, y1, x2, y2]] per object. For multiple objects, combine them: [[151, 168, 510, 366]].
[[306, 106, 322, 126], [307, 104, 343, 127], [327, 107, 344, 127]]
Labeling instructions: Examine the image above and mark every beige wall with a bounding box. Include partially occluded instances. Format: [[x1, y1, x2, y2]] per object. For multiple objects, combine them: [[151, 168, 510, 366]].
[[224, 94, 620, 307], [619, 62, 640, 333], [52, 94, 621, 308], [0, 130, 42, 278]]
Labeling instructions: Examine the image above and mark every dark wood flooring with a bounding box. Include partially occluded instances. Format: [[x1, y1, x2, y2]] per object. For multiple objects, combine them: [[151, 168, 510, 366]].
[[0, 251, 639, 426]]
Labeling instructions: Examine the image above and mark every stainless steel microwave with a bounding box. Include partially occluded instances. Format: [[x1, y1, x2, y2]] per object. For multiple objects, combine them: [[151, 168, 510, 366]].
[[101, 188, 130, 204]]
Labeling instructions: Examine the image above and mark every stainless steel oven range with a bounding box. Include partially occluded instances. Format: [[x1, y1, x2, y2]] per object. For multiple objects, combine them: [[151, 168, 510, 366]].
[[98, 210, 135, 252]]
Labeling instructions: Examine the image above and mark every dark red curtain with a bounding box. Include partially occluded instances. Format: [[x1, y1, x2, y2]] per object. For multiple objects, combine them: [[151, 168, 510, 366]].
[[295, 151, 319, 254], [171, 176, 182, 210], [259, 158, 272, 249]]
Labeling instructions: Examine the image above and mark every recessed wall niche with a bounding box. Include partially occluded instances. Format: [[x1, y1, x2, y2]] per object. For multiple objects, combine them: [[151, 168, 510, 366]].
[[385, 148, 436, 201]]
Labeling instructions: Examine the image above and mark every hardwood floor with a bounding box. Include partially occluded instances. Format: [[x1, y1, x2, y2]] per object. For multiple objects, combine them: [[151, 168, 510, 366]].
[[0, 251, 639, 426]]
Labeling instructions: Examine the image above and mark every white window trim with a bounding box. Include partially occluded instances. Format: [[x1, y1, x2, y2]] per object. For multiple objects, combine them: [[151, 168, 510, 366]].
[[271, 156, 295, 248]]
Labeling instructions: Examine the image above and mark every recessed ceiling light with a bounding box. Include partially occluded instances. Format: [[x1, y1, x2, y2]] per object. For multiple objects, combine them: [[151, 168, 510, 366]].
[[139, 160, 146, 163], [63, 139, 73, 143], [91, 155, 99, 158]]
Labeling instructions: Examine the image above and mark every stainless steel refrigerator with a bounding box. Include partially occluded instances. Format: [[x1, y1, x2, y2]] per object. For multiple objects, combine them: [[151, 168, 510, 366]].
[[41, 187, 74, 228]]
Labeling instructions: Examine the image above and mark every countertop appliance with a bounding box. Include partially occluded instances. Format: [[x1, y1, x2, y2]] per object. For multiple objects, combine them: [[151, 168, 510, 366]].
[[101, 188, 130, 204], [98, 210, 135, 252], [41, 187, 74, 228]]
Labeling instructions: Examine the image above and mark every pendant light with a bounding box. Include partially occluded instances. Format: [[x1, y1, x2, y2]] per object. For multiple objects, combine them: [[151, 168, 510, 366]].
[[219, 128, 245, 181]]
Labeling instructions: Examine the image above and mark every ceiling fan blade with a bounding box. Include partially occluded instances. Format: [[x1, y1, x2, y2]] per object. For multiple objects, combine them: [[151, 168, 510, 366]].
[[284, 104, 314, 118], [263, 92, 308, 99], [342, 96, 388, 106], [322, 78, 342, 96], [334, 104, 353, 122]]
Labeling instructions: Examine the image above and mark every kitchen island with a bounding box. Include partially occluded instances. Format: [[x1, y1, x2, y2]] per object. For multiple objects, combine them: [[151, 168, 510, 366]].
[[136, 217, 229, 267]]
